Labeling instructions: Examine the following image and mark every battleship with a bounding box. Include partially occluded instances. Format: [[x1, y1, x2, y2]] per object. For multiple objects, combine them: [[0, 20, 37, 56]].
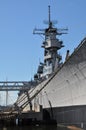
[[13, 6, 86, 128], [0, 5, 86, 129]]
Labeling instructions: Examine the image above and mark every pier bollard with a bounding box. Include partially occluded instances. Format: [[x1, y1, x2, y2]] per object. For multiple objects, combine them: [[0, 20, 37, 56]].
[[16, 118, 18, 125], [81, 122, 83, 129]]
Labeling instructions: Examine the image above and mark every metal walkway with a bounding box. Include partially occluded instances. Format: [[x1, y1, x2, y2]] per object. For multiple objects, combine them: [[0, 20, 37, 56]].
[[0, 81, 36, 91]]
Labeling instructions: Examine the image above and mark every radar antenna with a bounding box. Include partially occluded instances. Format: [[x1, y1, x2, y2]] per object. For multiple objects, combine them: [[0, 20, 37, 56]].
[[33, 6, 68, 36]]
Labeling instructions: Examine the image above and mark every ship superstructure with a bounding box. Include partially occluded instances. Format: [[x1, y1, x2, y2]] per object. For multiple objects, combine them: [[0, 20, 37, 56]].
[[34, 6, 67, 79]]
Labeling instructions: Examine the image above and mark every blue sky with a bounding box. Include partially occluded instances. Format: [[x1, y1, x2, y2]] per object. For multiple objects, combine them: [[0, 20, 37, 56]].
[[0, 0, 86, 105]]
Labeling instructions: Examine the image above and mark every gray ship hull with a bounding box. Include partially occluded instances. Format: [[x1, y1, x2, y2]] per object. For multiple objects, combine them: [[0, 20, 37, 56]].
[[41, 37, 86, 129], [43, 105, 86, 128], [16, 37, 86, 129]]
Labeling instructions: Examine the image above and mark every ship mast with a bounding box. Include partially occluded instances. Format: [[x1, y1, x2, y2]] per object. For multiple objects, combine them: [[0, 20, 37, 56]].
[[48, 5, 51, 28], [33, 6, 67, 78]]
